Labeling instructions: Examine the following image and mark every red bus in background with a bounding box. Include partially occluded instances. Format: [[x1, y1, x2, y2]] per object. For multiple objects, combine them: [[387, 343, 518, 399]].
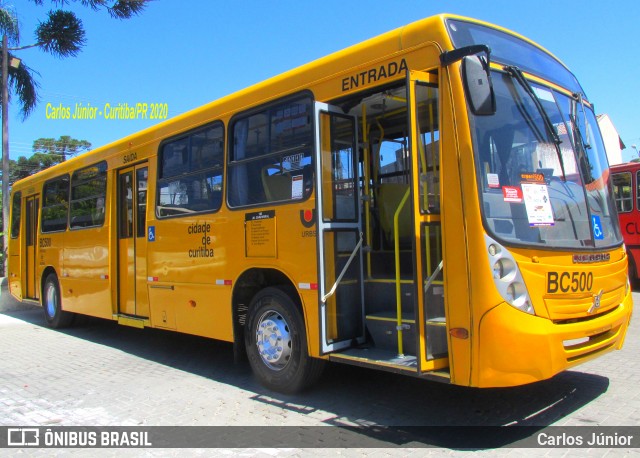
[[611, 161, 640, 282]]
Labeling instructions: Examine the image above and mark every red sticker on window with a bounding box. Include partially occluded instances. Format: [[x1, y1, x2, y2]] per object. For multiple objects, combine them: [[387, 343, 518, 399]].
[[502, 186, 523, 202]]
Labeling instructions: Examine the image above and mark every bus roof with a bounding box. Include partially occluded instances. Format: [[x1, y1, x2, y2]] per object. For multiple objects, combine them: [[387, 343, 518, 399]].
[[611, 162, 640, 172]]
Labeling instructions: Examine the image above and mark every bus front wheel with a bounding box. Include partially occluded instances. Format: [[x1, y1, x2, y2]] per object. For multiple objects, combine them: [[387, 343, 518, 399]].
[[42, 273, 74, 328], [245, 287, 324, 393]]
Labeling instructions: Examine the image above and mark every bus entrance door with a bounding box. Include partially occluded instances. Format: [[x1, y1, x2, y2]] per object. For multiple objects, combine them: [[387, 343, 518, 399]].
[[25, 195, 39, 299], [315, 103, 365, 353], [117, 165, 149, 318]]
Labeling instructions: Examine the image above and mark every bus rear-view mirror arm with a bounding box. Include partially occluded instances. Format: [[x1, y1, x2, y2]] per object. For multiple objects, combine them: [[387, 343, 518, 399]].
[[441, 44, 496, 116]]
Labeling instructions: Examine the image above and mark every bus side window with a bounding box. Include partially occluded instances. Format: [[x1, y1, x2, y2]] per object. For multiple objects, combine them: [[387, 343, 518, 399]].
[[612, 172, 632, 213], [228, 95, 313, 208], [70, 161, 107, 229], [157, 123, 224, 217], [10, 191, 22, 238], [42, 176, 70, 233]]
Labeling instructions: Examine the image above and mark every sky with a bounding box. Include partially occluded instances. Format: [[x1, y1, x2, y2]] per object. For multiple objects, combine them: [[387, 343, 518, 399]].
[[8, 0, 640, 162]]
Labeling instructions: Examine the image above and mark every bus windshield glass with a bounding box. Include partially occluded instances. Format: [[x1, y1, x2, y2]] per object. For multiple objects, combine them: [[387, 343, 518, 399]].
[[446, 19, 584, 96], [470, 70, 622, 249]]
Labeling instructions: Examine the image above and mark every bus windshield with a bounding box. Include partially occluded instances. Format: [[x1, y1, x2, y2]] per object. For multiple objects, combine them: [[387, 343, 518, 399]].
[[447, 19, 584, 96], [470, 70, 622, 250]]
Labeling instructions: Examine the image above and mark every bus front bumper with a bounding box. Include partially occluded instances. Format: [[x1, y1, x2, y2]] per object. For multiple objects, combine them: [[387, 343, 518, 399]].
[[474, 291, 633, 388]]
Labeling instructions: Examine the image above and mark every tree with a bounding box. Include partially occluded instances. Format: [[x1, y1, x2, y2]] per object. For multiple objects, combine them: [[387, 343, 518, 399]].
[[33, 135, 92, 162], [9, 135, 91, 182], [1, 0, 149, 274]]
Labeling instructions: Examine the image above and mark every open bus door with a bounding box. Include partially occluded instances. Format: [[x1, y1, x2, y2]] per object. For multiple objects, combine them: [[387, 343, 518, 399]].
[[314, 103, 365, 353], [408, 71, 449, 374], [25, 195, 39, 300]]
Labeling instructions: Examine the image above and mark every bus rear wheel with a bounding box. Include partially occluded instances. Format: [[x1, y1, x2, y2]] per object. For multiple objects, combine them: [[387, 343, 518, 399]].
[[245, 287, 324, 393], [42, 273, 74, 328]]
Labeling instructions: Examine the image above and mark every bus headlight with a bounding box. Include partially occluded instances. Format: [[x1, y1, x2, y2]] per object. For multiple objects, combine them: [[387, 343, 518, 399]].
[[485, 235, 535, 315], [493, 258, 516, 281]]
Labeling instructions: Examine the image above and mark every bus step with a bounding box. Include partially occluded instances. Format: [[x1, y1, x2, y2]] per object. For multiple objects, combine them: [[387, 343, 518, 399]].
[[114, 314, 150, 329], [365, 312, 416, 355], [330, 347, 418, 373], [421, 368, 451, 381]]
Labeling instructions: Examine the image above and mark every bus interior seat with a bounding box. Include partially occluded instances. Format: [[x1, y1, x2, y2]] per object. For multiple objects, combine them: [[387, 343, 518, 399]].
[[262, 165, 291, 201]]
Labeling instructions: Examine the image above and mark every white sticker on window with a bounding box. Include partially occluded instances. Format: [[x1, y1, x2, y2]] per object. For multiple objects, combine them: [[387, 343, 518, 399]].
[[292, 175, 303, 199], [522, 183, 554, 226], [487, 173, 500, 188]]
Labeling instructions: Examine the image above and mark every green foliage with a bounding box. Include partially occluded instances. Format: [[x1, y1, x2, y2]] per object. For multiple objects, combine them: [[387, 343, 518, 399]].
[[2, 55, 40, 120], [33, 135, 91, 158], [0, 6, 19, 45], [33, 1, 148, 20], [36, 10, 86, 57], [2, 0, 150, 120], [10, 135, 91, 183]]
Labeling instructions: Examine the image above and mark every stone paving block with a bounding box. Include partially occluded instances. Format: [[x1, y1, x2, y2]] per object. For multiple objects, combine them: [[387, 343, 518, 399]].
[[0, 289, 639, 456]]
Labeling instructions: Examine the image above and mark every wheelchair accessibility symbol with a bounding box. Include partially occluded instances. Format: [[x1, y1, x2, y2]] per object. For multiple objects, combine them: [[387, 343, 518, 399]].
[[591, 215, 604, 240], [148, 226, 156, 242]]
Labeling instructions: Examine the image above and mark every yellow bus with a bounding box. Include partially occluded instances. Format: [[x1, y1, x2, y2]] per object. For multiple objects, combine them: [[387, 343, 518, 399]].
[[8, 14, 633, 393]]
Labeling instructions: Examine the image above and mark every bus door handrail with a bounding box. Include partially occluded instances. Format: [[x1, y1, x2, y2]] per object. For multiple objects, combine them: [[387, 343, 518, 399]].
[[394, 187, 411, 357], [424, 260, 444, 293], [322, 232, 364, 303]]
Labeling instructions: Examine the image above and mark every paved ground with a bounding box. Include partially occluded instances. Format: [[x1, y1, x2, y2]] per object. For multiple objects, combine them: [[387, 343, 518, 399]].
[[0, 280, 638, 456]]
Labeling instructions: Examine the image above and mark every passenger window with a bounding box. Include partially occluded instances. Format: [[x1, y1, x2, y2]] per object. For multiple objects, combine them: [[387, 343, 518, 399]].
[[41, 176, 70, 233], [157, 123, 224, 217], [70, 161, 107, 229], [228, 96, 313, 207], [612, 172, 632, 213], [10, 192, 21, 238]]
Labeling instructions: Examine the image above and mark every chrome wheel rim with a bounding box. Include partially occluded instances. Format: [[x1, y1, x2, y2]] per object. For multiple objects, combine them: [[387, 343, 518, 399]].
[[255, 310, 292, 371]]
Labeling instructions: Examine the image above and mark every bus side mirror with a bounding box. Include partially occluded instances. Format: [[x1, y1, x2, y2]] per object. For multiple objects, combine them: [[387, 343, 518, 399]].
[[462, 55, 496, 116]]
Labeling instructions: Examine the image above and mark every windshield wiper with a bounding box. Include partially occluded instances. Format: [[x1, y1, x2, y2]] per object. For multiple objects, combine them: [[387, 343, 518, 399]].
[[504, 65, 566, 180], [570, 93, 600, 187], [570, 93, 591, 151]]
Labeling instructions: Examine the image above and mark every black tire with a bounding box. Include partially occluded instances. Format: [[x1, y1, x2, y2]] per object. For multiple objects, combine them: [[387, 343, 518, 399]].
[[42, 273, 75, 328], [245, 287, 325, 394], [628, 256, 638, 291]]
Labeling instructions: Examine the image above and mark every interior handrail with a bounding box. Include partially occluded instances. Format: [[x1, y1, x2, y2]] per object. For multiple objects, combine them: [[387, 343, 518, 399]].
[[394, 187, 411, 357], [322, 232, 364, 303], [424, 260, 444, 293]]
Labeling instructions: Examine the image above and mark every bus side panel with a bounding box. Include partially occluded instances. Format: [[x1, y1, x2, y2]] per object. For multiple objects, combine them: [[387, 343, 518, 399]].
[[274, 203, 321, 358], [175, 284, 233, 339], [60, 226, 112, 319], [612, 165, 640, 281], [39, 231, 66, 299], [8, 251, 22, 300], [146, 213, 234, 341], [618, 208, 640, 281], [630, 248, 640, 281]]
